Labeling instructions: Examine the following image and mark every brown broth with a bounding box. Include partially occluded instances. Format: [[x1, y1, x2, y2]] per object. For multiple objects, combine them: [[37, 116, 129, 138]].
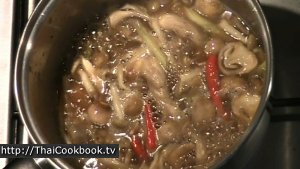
[[61, 0, 266, 168]]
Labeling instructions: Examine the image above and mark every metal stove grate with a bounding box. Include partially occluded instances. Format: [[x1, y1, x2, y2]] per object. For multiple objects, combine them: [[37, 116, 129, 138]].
[[3, 0, 40, 167]]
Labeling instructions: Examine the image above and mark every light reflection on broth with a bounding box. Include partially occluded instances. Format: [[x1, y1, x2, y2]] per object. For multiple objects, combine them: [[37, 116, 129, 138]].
[[61, 0, 266, 168]]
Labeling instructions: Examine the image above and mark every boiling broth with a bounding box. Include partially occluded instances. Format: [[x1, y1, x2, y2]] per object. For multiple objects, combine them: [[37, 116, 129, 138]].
[[61, 0, 266, 168]]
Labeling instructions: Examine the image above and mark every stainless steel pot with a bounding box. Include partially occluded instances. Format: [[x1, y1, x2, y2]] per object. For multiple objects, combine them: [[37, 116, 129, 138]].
[[13, 0, 273, 168]]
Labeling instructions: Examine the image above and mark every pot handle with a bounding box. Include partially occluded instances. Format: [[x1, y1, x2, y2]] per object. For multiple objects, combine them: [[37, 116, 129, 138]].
[[4, 158, 41, 169]]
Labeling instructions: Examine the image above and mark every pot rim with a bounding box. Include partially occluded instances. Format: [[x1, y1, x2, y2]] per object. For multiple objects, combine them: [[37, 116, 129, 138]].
[[212, 0, 273, 168], [14, 0, 73, 168], [14, 0, 273, 168]]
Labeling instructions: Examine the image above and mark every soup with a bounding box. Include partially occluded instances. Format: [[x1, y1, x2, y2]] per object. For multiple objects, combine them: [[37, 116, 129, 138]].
[[61, 0, 266, 168]]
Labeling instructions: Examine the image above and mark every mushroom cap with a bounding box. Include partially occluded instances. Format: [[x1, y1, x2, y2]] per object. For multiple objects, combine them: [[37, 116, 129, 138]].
[[158, 13, 206, 46], [194, 0, 224, 18], [123, 92, 143, 117], [87, 103, 111, 125], [218, 42, 258, 75], [231, 93, 261, 123]]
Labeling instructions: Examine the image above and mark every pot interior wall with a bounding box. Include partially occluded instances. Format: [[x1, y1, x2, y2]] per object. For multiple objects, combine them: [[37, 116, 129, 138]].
[[24, 0, 125, 144]]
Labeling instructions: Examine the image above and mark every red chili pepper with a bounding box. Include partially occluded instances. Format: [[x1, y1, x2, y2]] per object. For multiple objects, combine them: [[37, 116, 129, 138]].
[[206, 54, 228, 118], [131, 135, 148, 161], [144, 103, 157, 151]]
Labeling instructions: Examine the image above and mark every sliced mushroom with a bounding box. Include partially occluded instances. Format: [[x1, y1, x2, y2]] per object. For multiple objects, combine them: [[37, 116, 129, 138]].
[[87, 103, 111, 125], [191, 97, 216, 124], [219, 75, 247, 98], [109, 4, 168, 47], [194, 0, 224, 18], [76, 58, 109, 109], [110, 84, 128, 128], [149, 150, 165, 169], [92, 51, 109, 68], [117, 64, 129, 90], [157, 120, 182, 144], [81, 57, 106, 94], [204, 37, 225, 55], [108, 6, 149, 28], [231, 93, 261, 123], [174, 68, 205, 97], [219, 19, 257, 47], [78, 69, 97, 98], [71, 57, 81, 74], [195, 138, 206, 162], [219, 19, 247, 43], [158, 14, 206, 46], [165, 143, 195, 168], [221, 11, 250, 35], [125, 54, 182, 117], [218, 42, 258, 75], [126, 54, 165, 89], [246, 34, 258, 50]]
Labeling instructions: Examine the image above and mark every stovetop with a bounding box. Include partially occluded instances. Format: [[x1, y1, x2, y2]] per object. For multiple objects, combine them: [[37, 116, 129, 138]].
[[1, 0, 300, 168], [245, 2, 300, 168]]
